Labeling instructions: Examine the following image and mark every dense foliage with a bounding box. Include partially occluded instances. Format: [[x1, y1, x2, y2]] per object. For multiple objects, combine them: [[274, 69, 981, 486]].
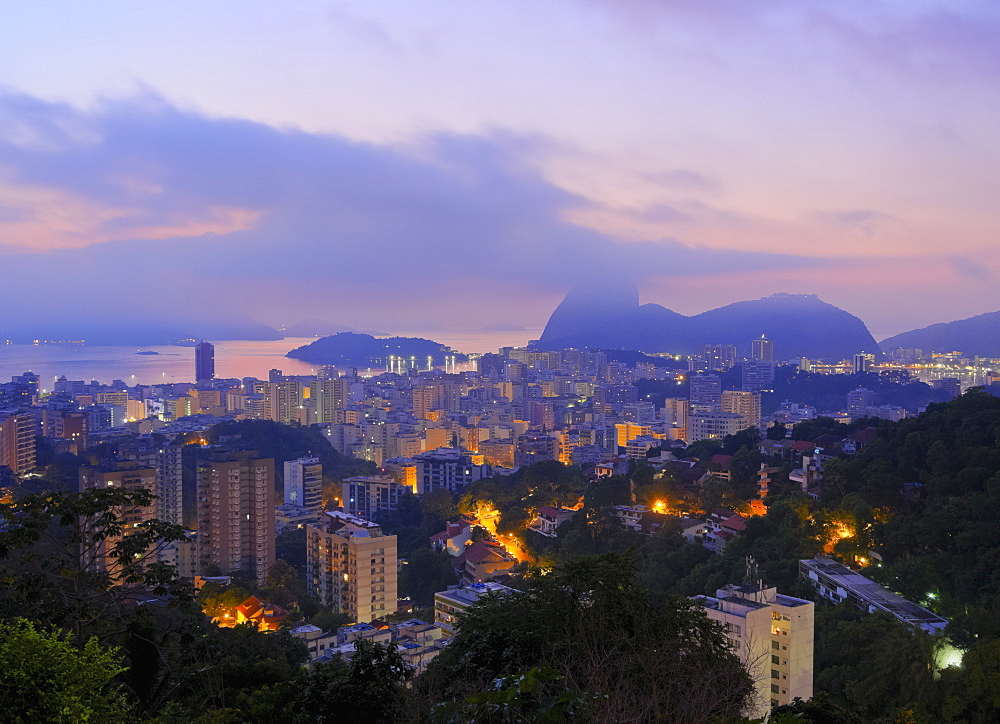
[[9, 392, 1000, 721], [419, 553, 753, 722]]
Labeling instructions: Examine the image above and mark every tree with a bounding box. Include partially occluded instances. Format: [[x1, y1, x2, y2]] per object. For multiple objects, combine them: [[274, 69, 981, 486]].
[[0, 488, 192, 646], [0, 618, 131, 722], [293, 638, 413, 723], [767, 421, 788, 440], [421, 553, 752, 722]]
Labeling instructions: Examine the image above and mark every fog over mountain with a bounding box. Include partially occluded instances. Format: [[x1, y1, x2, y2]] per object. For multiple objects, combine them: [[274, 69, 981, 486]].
[[534, 285, 880, 360]]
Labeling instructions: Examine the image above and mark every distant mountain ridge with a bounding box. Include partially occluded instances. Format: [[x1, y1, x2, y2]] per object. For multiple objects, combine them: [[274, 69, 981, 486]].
[[533, 286, 880, 360], [0, 318, 282, 346], [880, 310, 1000, 358]]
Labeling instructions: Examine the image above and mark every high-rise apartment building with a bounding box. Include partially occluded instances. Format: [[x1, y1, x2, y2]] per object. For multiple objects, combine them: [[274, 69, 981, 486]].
[[196, 449, 275, 584], [686, 411, 748, 442], [342, 475, 409, 519], [689, 373, 722, 413], [846, 387, 877, 416], [119, 437, 185, 527], [661, 398, 688, 439], [695, 579, 813, 718], [742, 361, 775, 392], [703, 344, 738, 371], [195, 341, 215, 383], [514, 430, 560, 467], [414, 448, 490, 495], [614, 421, 655, 450], [751, 335, 774, 362], [0, 412, 36, 475], [79, 460, 158, 573], [263, 381, 303, 425], [722, 390, 762, 430], [284, 456, 323, 512], [306, 511, 398, 622], [310, 378, 353, 424]]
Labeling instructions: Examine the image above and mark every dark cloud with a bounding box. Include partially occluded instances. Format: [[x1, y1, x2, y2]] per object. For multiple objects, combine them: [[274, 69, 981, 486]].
[[0, 91, 822, 333]]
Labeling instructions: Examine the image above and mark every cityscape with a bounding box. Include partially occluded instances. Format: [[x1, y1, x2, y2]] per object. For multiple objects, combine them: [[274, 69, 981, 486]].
[[0, 329, 995, 721], [2, 1, 1000, 722]]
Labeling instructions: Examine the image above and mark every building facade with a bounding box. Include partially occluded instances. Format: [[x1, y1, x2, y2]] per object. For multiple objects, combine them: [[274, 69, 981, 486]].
[[342, 475, 409, 520], [414, 448, 490, 495], [196, 449, 276, 584], [195, 341, 215, 383], [306, 511, 398, 623], [695, 581, 813, 718], [284, 456, 323, 512], [78, 460, 158, 573], [0, 412, 36, 474]]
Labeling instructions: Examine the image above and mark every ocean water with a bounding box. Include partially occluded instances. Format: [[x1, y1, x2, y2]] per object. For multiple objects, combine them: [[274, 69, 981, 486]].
[[0, 330, 541, 388]]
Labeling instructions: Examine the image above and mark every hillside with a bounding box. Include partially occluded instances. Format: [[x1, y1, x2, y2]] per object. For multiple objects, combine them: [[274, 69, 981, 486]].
[[286, 332, 468, 367], [880, 309, 1000, 357]]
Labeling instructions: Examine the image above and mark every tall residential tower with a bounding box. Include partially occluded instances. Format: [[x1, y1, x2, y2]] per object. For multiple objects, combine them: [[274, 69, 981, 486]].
[[195, 341, 215, 383]]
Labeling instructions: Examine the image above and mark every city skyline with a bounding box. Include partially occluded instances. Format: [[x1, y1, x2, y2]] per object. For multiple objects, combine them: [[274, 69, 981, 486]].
[[1, 2, 999, 339]]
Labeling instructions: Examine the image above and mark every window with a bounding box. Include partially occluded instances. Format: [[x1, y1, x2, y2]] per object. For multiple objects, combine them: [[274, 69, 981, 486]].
[[771, 655, 780, 665], [771, 670, 779, 680], [771, 640, 780, 650], [771, 685, 779, 694]]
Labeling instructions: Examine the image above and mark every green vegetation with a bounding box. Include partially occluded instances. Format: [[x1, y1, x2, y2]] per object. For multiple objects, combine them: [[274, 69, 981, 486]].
[[418, 553, 752, 723], [0, 618, 130, 723], [10, 392, 1000, 721]]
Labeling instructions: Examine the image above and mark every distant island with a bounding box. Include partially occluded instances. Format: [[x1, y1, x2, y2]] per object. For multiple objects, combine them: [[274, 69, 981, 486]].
[[286, 332, 469, 367], [135, 350, 160, 355]]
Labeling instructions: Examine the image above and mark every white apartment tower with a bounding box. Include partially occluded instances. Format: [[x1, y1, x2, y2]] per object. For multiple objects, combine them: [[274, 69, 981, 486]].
[[695, 575, 814, 719], [284, 456, 323, 512]]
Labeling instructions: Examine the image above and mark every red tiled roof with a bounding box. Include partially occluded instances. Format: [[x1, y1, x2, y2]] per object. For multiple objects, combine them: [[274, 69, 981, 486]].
[[237, 595, 288, 622], [720, 514, 747, 531], [461, 541, 514, 565], [711, 454, 733, 470], [848, 427, 878, 443]]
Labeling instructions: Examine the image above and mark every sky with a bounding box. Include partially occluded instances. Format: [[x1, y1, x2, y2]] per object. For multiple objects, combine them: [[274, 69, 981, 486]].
[[1, 0, 999, 340]]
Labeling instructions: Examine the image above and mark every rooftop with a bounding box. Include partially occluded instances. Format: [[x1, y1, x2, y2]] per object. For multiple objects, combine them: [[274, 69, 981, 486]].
[[800, 558, 948, 630]]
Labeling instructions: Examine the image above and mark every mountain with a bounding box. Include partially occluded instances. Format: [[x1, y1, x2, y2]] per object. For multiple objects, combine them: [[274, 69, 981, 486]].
[[286, 332, 469, 367], [534, 286, 880, 360], [880, 310, 1000, 357], [0, 317, 282, 346]]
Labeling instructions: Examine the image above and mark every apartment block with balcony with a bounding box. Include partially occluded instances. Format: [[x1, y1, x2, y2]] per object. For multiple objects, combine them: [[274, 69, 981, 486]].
[[306, 511, 398, 623], [196, 449, 275, 585]]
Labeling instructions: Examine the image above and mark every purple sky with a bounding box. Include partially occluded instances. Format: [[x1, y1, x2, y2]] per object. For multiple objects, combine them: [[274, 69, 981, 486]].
[[1, 1, 999, 339]]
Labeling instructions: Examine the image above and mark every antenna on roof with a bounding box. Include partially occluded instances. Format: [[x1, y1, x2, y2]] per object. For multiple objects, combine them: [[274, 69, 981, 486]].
[[744, 555, 765, 601]]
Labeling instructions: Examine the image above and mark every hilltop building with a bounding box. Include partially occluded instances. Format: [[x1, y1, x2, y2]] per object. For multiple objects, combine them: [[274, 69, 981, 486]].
[[799, 559, 947, 633]]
